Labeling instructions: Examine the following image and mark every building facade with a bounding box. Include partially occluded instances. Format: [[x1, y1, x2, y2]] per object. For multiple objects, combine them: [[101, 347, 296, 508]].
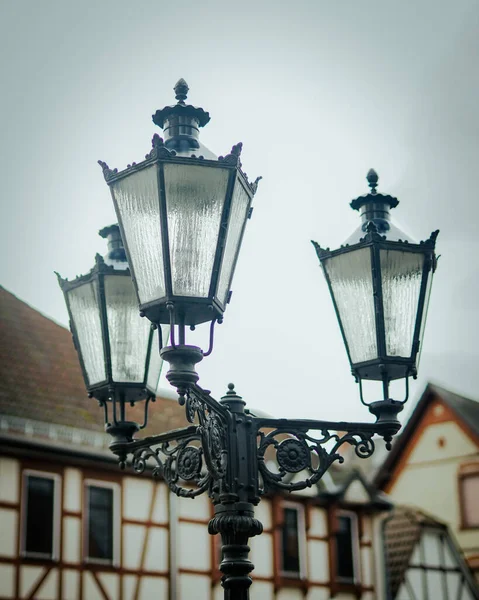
[[375, 384, 479, 580], [1, 287, 478, 599]]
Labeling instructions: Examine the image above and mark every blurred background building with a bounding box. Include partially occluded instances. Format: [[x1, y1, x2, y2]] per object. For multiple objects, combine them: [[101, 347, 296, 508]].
[[1, 286, 478, 599]]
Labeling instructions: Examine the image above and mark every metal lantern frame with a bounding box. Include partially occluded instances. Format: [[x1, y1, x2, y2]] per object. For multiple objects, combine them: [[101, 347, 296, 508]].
[[56, 252, 160, 433], [98, 137, 260, 334], [313, 225, 438, 400]]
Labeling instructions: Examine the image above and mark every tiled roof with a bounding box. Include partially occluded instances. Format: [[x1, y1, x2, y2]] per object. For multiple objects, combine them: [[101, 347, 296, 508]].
[[0, 286, 187, 440], [384, 507, 446, 598], [429, 383, 479, 439]]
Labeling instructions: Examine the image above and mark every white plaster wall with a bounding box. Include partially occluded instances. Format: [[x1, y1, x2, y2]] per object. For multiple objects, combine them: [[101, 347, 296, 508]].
[[98, 572, 120, 600], [308, 508, 327, 538], [344, 480, 370, 504], [0, 508, 17, 557], [144, 526, 169, 572], [307, 540, 329, 583], [151, 482, 168, 524], [20, 566, 44, 599], [334, 594, 359, 600], [123, 524, 147, 570], [63, 468, 81, 512], [62, 569, 80, 600], [178, 573, 210, 600], [407, 422, 476, 464], [250, 531, 273, 578], [36, 568, 58, 600], [213, 582, 223, 600], [177, 493, 210, 520], [0, 458, 19, 503], [277, 587, 303, 600], [362, 515, 372, 544], [392, 461, 460, 529], [254, 498, 272, 530], [138, 576, 168, 600], [178, 521, 211, 571], [457, 529, 479, 556], [122, 575, 138, 600], [306, 588, 330, 600], [83, 572, 104, 600], [63, 516, 80, 563], [249, 581, 274, 600], [360, 546, 373, 587], [123, 478, 154, 521], [0, 563, 15, 597]]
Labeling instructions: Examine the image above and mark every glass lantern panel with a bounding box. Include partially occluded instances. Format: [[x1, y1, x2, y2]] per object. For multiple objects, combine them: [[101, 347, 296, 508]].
[[111, 166, 166, 305], [68, 281, 106, 386], [325, 247, 377, 364], [416, 267, 433, 369], [217, 177, 251, 306], [164, 163, 229, 297], [146, 326, 169, 393], [105, 275, 151, 382], [380, 250, 425, 357]]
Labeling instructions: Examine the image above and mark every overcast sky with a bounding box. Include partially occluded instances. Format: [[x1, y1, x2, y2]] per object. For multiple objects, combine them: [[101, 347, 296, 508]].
[[1, 0, 478, 426]]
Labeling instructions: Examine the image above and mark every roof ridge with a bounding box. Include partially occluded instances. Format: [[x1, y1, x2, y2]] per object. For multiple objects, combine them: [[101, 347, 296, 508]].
[[0, 285, 69, 331], [428, 381, 479, 405]]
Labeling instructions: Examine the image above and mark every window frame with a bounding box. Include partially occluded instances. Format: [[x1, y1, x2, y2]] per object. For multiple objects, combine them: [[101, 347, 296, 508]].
[[21, 469, 61, 560], [279, 501, 307, 579], [334, 509, 361, 585], [83, 479, 120, 566], [458, 464, 479, 530]]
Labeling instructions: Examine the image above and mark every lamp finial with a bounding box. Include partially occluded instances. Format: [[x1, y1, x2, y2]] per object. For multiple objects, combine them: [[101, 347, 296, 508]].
[[174, 78, 189, 103], [367, 169, 379, 194]]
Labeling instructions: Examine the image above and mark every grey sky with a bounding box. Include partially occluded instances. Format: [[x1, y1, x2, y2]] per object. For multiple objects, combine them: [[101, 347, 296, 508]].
[[1, 1, 478, 424]]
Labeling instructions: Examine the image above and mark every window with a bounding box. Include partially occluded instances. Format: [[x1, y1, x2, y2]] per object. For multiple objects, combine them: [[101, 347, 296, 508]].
[[85, 481, 119, 564], [334, 511, 360, 583], [22, 471, 60, 559], [459, 467, 479, 528], [280, 503, 306, 578]]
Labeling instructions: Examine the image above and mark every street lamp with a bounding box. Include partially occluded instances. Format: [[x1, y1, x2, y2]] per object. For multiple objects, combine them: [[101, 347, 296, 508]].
[[60, 80, 439, 600], [56, 225, 168, 443], [312, 168, 438, 433]]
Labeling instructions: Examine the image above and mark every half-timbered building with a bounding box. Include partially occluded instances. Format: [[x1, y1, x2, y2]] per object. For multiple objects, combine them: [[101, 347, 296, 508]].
[[1, 286, 477, 599], [374, 383, 479, 583]]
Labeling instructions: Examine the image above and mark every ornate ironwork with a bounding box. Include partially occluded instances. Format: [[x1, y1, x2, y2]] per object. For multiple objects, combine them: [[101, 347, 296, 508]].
[[256, 421, 377, 493]]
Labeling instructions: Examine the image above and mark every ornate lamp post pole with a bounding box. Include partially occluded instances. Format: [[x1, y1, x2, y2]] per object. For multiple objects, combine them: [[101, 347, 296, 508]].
[[58, 80, 439, 600]]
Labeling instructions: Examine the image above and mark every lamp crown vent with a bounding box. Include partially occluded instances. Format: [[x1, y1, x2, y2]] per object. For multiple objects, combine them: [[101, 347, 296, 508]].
[[99, 224, 127, 263]]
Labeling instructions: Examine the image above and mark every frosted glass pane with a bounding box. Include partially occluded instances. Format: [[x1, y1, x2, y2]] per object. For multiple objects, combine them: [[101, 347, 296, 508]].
[[68, 282, 106, 385], [112, 166, 165, 304], [105, 276, 151, 382], [417, 268, 433, 368], [217, 178, 250, 305], [164, 163, 229, 297], [325, 248, 377, 364], [146, 326, 169, 393], [381, 250, 424, 357]]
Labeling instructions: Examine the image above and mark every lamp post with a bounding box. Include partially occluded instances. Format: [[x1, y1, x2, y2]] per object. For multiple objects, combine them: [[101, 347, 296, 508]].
[[58, 80, 439, 600]]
